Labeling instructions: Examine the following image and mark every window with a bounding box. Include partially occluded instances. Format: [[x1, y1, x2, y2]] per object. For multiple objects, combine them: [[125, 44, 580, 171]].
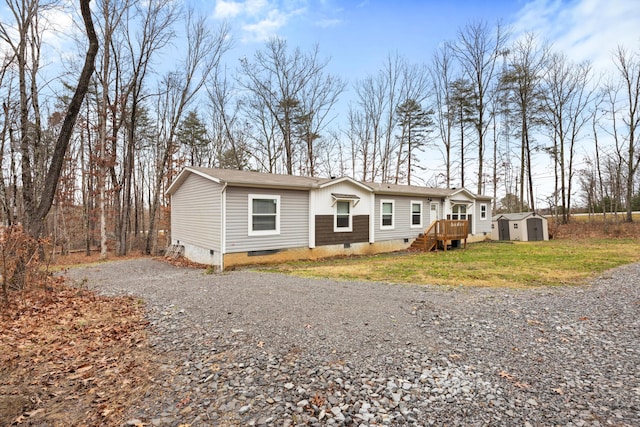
[[410, 201, 423, 228], [513, 223, 519, 229], [380, 200, 394, 229], [451, 204, 467, 220], [480, 204, 487, 220], [248, 194, 280, 236], [335, 201, 352, 232]]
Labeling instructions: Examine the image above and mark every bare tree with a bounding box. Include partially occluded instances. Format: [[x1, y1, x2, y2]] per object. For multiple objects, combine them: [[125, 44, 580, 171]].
[[94, 0, 130, 258], [349, 53, 430, 183], [206, 66, 252, 170], [452, 20, 508, 194], [500, 33, 549, 211], [244, 92, 282, 172], [145, 11, 231, 255], [350, 74, 387, 181], [0, 57, 17, 225], [296, 67, 345, 176], [238, 38, 341, 176], [611, 46, 640, 222], [430, 43, 457, 188], [449, 77, 474, 188], [114, 0, 178, 255], [542, 53, 593, 224], [0, 0, 98, 238]]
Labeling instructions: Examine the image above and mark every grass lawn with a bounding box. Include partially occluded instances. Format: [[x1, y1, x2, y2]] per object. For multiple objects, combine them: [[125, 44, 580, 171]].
[[261, 239, 640, 288]]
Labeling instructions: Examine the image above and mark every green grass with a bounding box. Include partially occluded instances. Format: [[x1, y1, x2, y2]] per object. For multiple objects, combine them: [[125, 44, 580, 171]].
[[260, 239, 640, 288]]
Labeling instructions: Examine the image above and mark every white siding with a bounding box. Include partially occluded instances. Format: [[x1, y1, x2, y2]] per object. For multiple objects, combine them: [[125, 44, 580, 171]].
[[313, 181, 372, 216], [475, 202, 492, 234], [171, 174, 223, 252], [374, 195, 431, 241], [225, 186, 309, 253]]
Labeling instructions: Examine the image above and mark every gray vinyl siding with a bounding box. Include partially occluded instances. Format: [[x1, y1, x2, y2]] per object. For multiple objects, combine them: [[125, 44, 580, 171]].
[[375, 195, 429, 241], [225, 186, 309, 253], [475, 201, 492, 234], [171, 174, 222, 252]]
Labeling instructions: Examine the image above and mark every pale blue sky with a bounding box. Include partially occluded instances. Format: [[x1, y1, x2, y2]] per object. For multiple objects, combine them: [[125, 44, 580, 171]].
[[203, 0, 639, 200], [206, 0, 639, 79]]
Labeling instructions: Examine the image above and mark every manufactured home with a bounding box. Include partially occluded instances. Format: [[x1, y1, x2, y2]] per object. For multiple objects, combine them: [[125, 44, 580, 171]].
[[167, 167, 492, 270]]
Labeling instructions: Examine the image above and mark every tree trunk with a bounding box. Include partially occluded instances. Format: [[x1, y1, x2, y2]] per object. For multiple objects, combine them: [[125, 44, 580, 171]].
[[27, 0, 98, 238]]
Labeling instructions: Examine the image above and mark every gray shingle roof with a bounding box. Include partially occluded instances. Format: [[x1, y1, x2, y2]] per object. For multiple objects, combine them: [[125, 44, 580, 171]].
[[169, 166, 487, 200]]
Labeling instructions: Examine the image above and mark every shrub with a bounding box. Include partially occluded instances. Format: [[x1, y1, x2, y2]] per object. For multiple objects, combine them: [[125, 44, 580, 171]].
[[1, 225, 50, 306]]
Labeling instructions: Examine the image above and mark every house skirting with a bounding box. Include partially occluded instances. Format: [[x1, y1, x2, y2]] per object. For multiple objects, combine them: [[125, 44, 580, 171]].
[[175, 240, 223, 269], [467, 233, 490, 244], [224, 239, 413, 270], [177, 234, 490, 271]]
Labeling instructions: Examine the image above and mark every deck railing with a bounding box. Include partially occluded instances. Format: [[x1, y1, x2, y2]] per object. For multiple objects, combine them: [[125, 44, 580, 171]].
[[418, 219, 469, 251]]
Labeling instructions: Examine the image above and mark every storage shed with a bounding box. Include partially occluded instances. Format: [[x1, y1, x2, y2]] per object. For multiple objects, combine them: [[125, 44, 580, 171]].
[[491, 212, 548, 241]]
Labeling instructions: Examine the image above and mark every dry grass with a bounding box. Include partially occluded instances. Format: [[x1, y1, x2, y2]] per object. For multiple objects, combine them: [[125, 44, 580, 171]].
[[262, 226, 640, 288]]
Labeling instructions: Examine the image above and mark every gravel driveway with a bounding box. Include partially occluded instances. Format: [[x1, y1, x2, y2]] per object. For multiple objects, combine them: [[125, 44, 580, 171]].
[[66, 258, 640, 426]]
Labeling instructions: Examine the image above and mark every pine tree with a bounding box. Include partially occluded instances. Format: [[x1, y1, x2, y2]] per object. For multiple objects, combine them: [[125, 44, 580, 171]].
[[394, 99, 433, 185], [177, 110, 210, 166]]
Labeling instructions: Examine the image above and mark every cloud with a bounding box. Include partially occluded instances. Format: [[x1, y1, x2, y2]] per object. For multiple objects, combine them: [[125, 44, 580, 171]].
[[245, 0, 270, 17], [242, 9, 289, 42], [315, 18, 341, 28], [214, 0, 244, 19], [213, 0, 307, 43], [512, 0, 640, 72]]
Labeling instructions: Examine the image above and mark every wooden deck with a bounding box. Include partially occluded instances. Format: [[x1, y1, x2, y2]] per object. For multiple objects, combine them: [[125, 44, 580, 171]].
[[410, 220, 469, 252]]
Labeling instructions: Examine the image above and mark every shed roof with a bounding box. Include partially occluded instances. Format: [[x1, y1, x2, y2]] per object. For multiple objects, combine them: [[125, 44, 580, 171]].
[[492, 212, 546, 221]]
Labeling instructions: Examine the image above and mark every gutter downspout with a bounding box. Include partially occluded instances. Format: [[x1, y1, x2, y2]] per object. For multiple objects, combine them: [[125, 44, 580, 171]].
[[220, 182, 227, 272]]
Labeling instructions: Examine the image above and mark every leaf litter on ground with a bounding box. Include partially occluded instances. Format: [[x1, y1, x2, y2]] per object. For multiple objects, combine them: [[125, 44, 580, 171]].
[[0, 278, 158, 426]]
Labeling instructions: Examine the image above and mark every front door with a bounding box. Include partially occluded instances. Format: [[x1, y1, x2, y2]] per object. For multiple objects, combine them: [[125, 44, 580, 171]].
[[430, 202, 439, 222]]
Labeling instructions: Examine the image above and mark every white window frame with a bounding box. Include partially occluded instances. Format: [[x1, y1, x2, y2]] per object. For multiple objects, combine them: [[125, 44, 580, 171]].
[[480, 203, 487, 220], [452, 204, 467, 220], [410, 201, 423, 228], [248, 194, 280, 236], [380, 199, 395, 230], [334, 200, 352, 232]]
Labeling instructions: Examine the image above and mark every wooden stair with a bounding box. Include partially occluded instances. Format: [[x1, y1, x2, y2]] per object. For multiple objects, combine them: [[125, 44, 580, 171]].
[[409, 220, 469, 252], [410, 232, 438, 252]]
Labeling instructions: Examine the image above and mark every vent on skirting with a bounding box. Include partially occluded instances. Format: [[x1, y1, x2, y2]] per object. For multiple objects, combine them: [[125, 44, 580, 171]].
[[248, 249, 280, 257]]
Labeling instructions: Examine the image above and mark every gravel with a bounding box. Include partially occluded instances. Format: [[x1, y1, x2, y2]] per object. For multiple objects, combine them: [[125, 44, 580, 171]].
[[66, 258, 640, 426]]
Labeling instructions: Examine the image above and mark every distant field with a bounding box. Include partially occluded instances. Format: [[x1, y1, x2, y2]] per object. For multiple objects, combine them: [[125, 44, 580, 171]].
[[261, 239, 640, 288], [560, 212, 640, 222]]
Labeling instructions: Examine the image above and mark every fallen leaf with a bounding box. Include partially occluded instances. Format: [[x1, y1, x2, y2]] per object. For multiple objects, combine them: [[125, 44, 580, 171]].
[[498, 370, 516, 381]]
